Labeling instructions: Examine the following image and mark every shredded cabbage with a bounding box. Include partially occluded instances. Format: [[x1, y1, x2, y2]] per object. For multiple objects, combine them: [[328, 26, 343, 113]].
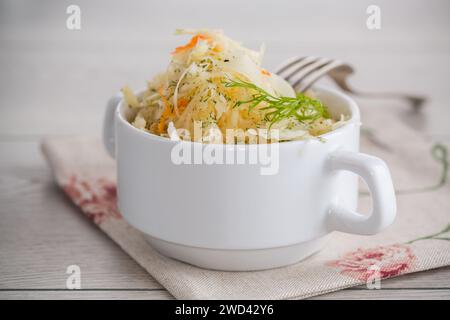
[[123, 29, 345, 143]]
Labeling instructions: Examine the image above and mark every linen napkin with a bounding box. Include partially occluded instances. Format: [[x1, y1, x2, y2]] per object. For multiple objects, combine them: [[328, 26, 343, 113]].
[[41, 104, 450, 299]]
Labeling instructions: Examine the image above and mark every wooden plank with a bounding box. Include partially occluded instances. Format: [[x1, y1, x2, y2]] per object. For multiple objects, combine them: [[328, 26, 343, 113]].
[[0, 289, 172, 300], [0, 141, 162, 290], [1, 288, 449, 300], [1, 48, 450, 138]]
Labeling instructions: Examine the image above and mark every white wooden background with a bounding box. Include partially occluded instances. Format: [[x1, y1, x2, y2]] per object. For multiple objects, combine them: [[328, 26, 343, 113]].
[[1, 0, 450, 299]]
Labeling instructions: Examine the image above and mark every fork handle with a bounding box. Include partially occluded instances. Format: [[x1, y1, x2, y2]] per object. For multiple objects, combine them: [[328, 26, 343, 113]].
[[329, 74, 427, 110]]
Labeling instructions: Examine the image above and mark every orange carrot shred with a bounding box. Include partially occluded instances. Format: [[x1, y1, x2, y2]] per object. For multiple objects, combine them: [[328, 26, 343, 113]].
[[212, 45, 222, 53], [177, 97, 189, 111], [171, 34, 212, 55], [157, 88, 173, 134]]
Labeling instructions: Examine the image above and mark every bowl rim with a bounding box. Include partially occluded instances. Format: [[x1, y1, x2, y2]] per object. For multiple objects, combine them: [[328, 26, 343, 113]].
[[115, 85, 361, 147]]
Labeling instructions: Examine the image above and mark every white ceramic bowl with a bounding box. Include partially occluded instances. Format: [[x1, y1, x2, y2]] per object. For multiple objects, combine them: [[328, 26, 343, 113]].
[[103, 85, 396, 271]]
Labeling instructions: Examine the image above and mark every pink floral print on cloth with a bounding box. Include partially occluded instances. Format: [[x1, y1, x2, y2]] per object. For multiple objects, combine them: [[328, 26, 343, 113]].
[[326, 244, 416, 281], [327, 222, 450, 281], [63, 175, 121, 224]]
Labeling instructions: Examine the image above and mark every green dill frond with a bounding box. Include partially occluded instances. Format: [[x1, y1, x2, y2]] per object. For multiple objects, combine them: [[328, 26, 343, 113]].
[[224, 78, 330, 128]]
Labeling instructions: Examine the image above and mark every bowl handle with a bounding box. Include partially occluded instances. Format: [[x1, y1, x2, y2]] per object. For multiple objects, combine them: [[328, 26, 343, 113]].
[[326, 150, 396, 235], [102, 92, 122, 158]]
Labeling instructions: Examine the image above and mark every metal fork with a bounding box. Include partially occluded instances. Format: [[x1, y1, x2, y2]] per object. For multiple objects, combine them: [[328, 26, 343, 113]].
[[274, 56, 426, 110]]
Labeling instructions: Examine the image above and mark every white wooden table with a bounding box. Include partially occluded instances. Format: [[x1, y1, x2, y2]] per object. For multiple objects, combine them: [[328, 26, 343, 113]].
[[1, 0, 449, 299]]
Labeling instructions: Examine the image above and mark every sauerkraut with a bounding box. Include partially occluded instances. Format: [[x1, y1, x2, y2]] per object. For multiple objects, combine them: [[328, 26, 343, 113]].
[[122, 29, 345, 143]]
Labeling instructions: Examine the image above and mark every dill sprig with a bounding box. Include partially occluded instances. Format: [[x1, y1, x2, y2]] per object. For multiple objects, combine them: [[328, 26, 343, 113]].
[[224, 78, 330, 127]]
